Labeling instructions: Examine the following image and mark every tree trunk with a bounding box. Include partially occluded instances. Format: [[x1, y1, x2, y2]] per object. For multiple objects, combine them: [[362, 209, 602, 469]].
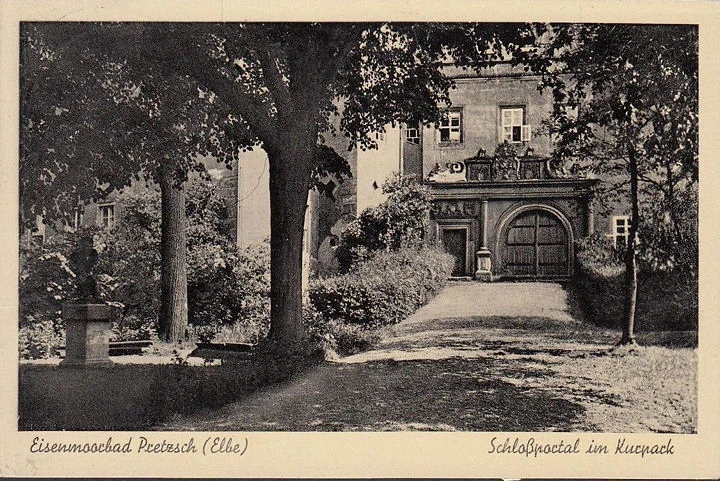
[[266, 146, 312, 350], [666, 158, 684, 250], [158, 162, 188, 342], [621, 146, 639, 345]]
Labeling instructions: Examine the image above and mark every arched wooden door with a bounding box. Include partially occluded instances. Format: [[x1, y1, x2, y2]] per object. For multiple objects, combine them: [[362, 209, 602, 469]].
[[502, 210, 569, 277]]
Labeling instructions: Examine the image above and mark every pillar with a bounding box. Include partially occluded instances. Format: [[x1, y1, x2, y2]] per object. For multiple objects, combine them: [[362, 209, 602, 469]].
[[475, 200, 493, 282], [480, 200, 489, 249], [586, 201, 595, 236], [60, 303, 113, 367]]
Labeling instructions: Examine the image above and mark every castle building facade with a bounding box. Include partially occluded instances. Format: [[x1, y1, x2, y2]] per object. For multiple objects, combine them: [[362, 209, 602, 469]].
[[317, 63, 630, 281]]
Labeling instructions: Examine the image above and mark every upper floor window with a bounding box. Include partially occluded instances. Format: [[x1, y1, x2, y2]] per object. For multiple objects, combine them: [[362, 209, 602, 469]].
[[29, 215, 46, 246], [405, 127, 420, 145], [67, 207, 85, 232], [610, 215, 630, 248], [98, 203, 116, 230], [371, 131, 385, 143], [73, 208, 85, 230], [438, 110, 462, 144], [501, 107, 531, 143]]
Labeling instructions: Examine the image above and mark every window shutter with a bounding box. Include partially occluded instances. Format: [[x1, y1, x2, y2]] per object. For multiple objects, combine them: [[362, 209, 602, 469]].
[[511, 109, 523, 125], [521, 125, 531, 142]]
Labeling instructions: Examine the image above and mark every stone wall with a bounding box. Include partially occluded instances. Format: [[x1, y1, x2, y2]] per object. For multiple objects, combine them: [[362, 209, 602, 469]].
[[419, 73, 554, 178]]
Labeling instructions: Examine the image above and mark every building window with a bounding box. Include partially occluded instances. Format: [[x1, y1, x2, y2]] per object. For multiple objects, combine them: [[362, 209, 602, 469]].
[[372, 131, 385, 143], [98, 204, 116, 230], [70, 208, 85, 231], [29, 215, 46, 246], [500, 107, 530, 143], [611, 215, 630, 248], [438, 110, 462, 143], [30, 228, 45, 247], [406, 127, 420, 145]]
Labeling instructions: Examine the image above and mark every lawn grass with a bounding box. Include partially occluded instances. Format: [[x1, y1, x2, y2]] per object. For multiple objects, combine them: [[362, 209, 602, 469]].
[[554, 345, 697, 432], [19, 350, 320, 430], [18, 282, 697, 432]]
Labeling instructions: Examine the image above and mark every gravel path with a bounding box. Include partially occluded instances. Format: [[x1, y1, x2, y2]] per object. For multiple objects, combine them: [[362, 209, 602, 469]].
[[156, 282, 696, 432]]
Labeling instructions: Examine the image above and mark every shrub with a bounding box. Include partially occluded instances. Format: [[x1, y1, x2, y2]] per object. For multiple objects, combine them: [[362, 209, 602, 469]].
[[19, 242, 76, 328], [309, 246, 454, 329], [111, 315, 158, 342], [575, 232, 624, 268], [18, 176, 271, 359], [574, 234, 698, 332], [19, 232, 94, 359], [187, 240, 271, 342], [301, 304, 379, 357], [336, 173, 432, 270], [638, 186, 698, 273], [19, 317, 65, 360], [323, 319, 381, 356]]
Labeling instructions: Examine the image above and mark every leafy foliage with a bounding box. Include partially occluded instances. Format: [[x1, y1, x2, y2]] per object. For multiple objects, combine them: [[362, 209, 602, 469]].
[[187, 240, 271, 343], [19, 229, 103, 359], [20, 23, 242, 231], [96, 190, 162, 325], [21, 23, 247, 341], [522, 24, 698, 342], [18, 177, 271, 358], [309, 246, 455, 329], [574, 236, 697, 332], [638, 184, 698, 273], [336, 173, 432, 270], [23, 22, 540, 346], [574, 233, 624, 271], [19, 318, 65, 360], [102, 178, 270, 338], [527, 23, 698, 260], [301, 304, 379, 357]]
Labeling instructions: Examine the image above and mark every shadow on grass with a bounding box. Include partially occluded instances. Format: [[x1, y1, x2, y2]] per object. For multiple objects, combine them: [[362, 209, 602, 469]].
[[391, 311, 697, 351], [391, 315, 578, 336], [160, 357, 586, 432], [19, 355, 314, 431]]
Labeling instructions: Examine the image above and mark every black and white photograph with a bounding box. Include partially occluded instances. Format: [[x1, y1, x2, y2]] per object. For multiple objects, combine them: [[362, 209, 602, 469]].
[[2, 0, 719, 478]]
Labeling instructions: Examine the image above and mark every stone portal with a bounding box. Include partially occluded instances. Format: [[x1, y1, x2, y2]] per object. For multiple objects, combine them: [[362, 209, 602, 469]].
[[427, 178, 597, 280]]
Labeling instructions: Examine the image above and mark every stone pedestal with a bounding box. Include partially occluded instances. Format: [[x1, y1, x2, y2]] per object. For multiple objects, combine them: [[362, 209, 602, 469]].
[[475, 248, 493, 282], [60, 304, 113, 367]]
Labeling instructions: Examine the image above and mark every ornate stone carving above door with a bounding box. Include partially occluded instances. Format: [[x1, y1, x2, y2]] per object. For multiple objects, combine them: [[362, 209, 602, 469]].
[[431, 200, 479, 218]]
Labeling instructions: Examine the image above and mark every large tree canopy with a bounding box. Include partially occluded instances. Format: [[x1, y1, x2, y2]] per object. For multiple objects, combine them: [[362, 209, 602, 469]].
[[21, 23, 241, 227], [22, 22, 538, 349], [524, 23, 698, 343], [21, 23, 243, 340]]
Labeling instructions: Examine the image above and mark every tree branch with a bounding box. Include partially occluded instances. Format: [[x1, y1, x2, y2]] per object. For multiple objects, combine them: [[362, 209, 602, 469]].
[[134, 25, 279, 143], [254, 43, 292, 116], [173, 55, 278, 143]]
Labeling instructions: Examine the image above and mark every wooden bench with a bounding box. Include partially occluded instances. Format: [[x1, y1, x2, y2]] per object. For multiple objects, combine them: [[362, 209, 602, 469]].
[[188, 342, 255, 361], [58, 340, 154, 357], [109, 340, 154, 356]]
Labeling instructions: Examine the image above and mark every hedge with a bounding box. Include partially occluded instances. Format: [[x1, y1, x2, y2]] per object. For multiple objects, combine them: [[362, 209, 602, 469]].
[[308, 246, 455, 328], [574, 236, 698, 332]]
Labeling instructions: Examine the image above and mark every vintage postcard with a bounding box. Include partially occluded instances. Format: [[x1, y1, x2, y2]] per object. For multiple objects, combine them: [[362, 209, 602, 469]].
[[1, 0, 719, 478]]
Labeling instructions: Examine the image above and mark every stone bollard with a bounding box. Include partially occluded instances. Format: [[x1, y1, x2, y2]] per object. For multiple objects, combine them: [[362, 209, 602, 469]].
[[60, 303, 113, 367], [475, 248, 493, 282]]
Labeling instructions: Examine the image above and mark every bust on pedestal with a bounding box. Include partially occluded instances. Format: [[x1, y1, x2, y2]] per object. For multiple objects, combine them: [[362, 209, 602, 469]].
[[60, 236, 113, 367]]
